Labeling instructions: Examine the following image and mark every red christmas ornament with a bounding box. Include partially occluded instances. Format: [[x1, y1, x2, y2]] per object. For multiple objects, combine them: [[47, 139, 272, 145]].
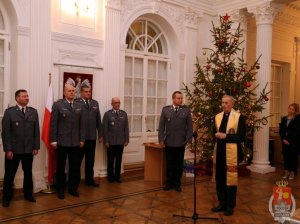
[[223, 14, 230, 22], [205, 64, 211, 70], [256, 65, 260, 69], [245, 104, 249, 109], [209, 91, 214, 97], [264, 97, 269, 101], [245, 82, 251, 88], [232, 88, 238, 94], [217, 67, 223, 73], [241, 68, 246, 72]]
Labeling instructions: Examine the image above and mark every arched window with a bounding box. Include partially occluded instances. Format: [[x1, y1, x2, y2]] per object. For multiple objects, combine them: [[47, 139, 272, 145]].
[[124, 19, 169, 134]]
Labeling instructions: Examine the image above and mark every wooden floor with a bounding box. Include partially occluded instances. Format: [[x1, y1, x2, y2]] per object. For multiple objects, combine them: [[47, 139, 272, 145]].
[[1, 170, 300, 224]]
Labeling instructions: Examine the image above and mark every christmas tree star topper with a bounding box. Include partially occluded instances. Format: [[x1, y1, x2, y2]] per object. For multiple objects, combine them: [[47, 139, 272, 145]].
[[223, 13, 230, 22]]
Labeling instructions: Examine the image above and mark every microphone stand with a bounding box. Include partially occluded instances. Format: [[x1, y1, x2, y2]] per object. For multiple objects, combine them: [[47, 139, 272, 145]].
[[173, 132, 219, 222]]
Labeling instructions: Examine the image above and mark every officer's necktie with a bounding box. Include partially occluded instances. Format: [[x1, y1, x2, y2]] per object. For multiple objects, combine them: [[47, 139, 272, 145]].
[[85, 100, 89, 107], [69, 102, 73, 108], [21, 107, 25, 115], [175, 107, 178, 113], [116, 110, 119, 116]]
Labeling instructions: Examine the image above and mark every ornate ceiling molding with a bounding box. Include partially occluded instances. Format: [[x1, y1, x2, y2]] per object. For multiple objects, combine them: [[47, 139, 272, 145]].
[[185, 7, 203, 28], [228, 9, 249, 30], [120, 0, 185, 34], [248, 2, 283, 25], [106, 0, 121, 10], [276, 1, 300, 28]]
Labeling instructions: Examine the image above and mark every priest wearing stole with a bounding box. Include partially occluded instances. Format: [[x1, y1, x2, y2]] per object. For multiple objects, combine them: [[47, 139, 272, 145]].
[[211, 95, 246, 216]]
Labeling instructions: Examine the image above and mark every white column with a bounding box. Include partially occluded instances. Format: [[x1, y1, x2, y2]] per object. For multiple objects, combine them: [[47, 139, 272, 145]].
[[230, 9, 248, 61], [14, 0, 51, 191], [100, 0, 122, 176], [247, 3, 282, 174], [183, 7, 200, 90], [294, 37, 300, 103], [30, 0, 51, 192], [183, 8, 200, 159]]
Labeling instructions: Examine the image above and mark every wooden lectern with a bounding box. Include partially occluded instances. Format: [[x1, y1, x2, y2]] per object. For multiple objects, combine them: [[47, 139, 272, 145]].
[[143, 142, 166, 185]]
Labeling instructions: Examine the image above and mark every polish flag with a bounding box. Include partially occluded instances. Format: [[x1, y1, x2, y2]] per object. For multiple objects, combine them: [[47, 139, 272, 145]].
[[41, 83, 56, 185]]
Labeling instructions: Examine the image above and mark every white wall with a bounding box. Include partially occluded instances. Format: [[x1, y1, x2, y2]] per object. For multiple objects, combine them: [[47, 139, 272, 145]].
[[3, 0, 296, 188]]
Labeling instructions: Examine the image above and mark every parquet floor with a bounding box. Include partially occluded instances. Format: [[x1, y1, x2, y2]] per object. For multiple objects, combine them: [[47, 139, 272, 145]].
[[1, 170, 300, 224]]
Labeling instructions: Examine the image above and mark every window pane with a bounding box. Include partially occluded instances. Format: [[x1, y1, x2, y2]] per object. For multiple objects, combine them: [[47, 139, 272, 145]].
[[157, 98, 167, 114], [133, 97, 143, 114], [146, 116, 155, 132], [134, 79, 143, 96], [0, 92, 3, 114], [158, 61, 167, 80], [147, 98, 155, 114], [147, 80, 156, 97], [131, 21, 144, 36], [274, 67, 280, 81], [147, 24, 157, 38], [128, 115, 132, 132], [156, 116, 160, 131], [157, 39, 163, 54], [134, 58, 143, 78], [0, 11, 4, 30], [124, 78, 132, 96], [125, 57, 132, 77], [273, 84, 280, 97], [148, 60, 156, 79], [0, 67, 3, 89], [0, 40, 4, 65], [157, 81, 167, 97], [124, 97, 132, 114], [133, 115, 142, 132]]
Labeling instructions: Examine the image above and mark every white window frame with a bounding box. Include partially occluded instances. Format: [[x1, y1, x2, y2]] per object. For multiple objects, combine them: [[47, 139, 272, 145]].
[[124, 18, 170, 135], [270, 63, 282, 128], [0, 7, 10, 144]]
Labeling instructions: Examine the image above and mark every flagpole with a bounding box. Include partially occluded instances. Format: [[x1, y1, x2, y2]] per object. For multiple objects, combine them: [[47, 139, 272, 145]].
[[42, 73, 56, 194]]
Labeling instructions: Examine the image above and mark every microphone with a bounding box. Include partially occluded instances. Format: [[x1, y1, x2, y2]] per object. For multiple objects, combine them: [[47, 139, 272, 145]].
[[192, 131, 198, 138]]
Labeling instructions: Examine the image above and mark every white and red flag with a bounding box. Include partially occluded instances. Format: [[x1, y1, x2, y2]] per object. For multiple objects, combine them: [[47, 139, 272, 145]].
[[41, 82, 55, 184]]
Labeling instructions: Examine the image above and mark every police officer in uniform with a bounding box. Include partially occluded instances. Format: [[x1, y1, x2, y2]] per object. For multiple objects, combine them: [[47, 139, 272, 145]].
[[2, 89, 40, 207], [75, 85, 103, 187], [50, 84, 85, 199], [103, 97, 129, 183], [159, 91, 193, 192]]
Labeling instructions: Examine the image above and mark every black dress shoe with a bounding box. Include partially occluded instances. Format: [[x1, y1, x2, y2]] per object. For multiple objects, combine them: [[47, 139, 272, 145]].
[[174, 185, 182, 192], [224, 208, 234, 216], [2, 200, 10, 207], [58, 193, 65, 200], [115, 179, 122, 183], [86, 182, 99, 187], [68, 190, 79, 197], [211, 204, 226, 212], [24, 195, 36, 203], [163, 184, 172, 191]]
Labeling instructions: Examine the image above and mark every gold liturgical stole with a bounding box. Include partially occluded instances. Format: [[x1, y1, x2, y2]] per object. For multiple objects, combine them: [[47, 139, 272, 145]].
[[213, 110, 240, 186]]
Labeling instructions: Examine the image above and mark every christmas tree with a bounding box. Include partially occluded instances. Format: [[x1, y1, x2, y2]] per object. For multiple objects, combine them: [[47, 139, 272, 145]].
[[183, 14, 270, 163]]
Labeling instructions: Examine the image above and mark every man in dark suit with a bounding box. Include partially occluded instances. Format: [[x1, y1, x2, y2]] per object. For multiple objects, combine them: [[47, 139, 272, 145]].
[[1, 89, 40, 207], [50, 84, 85, 199], [75, 85, 103, 187], [158, 91, 193, 192], [103, 97, 129, 183], [211, 95, 246, 216]]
